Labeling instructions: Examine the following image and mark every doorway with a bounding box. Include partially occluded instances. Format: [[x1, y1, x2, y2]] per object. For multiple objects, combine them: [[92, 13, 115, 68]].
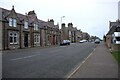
[[24, 33, 28, 47]]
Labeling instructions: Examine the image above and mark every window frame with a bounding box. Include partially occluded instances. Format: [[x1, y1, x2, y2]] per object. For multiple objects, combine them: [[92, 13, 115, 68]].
[[14, 33, 17, 44], [34, 35, 37, 43], [9, 32, 18, 44], [9, 18, 17, 27], [9, 18, 13, 27], [34, 24, 39, 30], [34, 24, 36, 30], [9, 33, 14, 44], [24, 21, 28, 29], [34, 34, 40, 43], [36, 24, 38, 30], [13, 19, 17, 27]]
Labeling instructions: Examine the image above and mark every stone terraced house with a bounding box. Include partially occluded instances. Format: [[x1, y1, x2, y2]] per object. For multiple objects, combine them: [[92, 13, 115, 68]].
[[0, 6, 60, 50], [61, 23, 82, 43]]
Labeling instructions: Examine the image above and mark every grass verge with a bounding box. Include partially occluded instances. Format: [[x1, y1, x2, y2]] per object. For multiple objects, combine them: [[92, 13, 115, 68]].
[[112, 51, 120, 64]]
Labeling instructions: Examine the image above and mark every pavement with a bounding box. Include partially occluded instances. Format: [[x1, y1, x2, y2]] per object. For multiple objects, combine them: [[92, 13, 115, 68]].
[[69, 42, 119, 78]]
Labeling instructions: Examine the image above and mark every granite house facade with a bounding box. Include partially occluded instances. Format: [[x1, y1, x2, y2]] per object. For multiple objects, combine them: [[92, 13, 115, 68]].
[[60, 23, 84, 43], [0, 6, 60, 50], [0, 6, 92, 50]]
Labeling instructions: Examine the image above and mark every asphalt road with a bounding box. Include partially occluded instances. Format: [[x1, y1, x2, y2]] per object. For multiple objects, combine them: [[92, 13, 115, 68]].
[[2, 42, 97, 78]]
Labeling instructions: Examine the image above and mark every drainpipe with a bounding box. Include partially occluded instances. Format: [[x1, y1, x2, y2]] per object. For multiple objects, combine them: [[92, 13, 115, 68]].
[[3, 20, 5, 50], [19, 23, 22, 49]]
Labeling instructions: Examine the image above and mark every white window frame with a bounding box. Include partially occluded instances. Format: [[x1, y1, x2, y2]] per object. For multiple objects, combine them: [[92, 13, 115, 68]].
[[24, 21, 28, 29], [34, 35, 37, 43], [9, 18, 17, 27], [14, 33, 17, 44], [37, 35, 40, 42], [9, 18, 12, 27], [9, 33, 14, 44], [34, 24, 38, 30], [34, 24, 36, 30], [9, 32, 18, 44], [13, 19, 17, 27], [69, 31, 71, 37], [36, 24, 38, 30], [34, 34, 40, 43]]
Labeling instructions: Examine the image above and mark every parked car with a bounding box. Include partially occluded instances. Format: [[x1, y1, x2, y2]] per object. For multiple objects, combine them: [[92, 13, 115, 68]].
[[94, 39, 100, 44], [60, 40, 70, 46], [67, 40, 71, 45], [79, 40, 87, 43]]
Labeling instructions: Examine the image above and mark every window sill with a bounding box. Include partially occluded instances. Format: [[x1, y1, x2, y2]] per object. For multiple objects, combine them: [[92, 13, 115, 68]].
[[34, 42, 40, 43], [10, 43, 18, 45], [10, 43, 14, 45]]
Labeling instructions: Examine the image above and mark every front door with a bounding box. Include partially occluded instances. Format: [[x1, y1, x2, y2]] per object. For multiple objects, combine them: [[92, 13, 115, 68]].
[[53, 35, 55, 45], [24, 33, 28, 47]]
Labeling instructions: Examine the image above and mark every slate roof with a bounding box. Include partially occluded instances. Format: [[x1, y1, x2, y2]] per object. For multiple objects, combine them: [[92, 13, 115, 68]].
[[0, 7, 49, 29], [38, 20, 48, 28], [107, 21, 120, 35]]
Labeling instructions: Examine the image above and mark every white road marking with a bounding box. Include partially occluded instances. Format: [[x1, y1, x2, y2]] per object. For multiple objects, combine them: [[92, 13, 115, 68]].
[[66, 47, 97, 79], [10, 54, 40, 61], [60, 46, 67, 47], [10, 49, 63, 61]]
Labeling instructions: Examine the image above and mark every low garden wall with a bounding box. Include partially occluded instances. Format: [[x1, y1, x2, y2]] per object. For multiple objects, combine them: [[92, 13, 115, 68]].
[[111, 44, 120, 52]]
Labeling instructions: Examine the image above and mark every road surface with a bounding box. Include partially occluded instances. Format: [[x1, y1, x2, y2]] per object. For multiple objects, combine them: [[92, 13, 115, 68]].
[[2, 42, 97, 78]]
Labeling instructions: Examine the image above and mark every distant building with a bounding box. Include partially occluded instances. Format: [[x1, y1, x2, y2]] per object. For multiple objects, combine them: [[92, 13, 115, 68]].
[[67, 23, 77, 43], [61, 23, 78, 43], [89, 36, 98, 42], [82, 32, 90, 41], [76, 29, 83, 42], [60, 23, 89, 43]]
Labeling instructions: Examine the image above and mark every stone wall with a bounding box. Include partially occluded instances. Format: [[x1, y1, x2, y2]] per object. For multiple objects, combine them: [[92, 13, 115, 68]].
[[106, 35, 112, 48], [111, 44, 120, 51]]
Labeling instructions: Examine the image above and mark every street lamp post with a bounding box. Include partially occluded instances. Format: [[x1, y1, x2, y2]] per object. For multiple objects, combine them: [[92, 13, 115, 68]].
[[60, 16, 65, 43], [61, 16, 65, 28]]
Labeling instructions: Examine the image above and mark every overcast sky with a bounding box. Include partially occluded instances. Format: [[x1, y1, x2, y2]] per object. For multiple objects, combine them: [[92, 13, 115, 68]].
[[0, 0, 119, 39]]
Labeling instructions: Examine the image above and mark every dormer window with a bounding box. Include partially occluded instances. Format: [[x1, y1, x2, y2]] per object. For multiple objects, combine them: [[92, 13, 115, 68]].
[[13, 19, 16, 27], [34, 24, 38, 30], [9, 18, 12, 27], [24, 22, 28, 29], [9, 18, 17, 27]]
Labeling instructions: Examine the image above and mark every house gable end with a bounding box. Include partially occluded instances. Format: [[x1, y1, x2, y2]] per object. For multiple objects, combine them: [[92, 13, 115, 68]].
[[6, 6, 20, 24]]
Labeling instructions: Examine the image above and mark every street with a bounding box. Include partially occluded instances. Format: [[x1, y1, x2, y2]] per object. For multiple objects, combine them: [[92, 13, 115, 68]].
[[2, 42, 97, 78]]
